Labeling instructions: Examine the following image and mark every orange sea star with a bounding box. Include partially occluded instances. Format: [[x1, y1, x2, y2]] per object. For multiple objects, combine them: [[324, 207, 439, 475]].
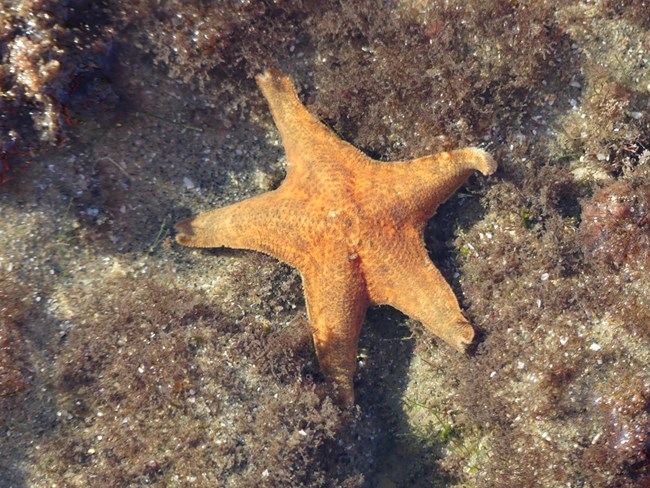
[[175, 69, 496, 406]]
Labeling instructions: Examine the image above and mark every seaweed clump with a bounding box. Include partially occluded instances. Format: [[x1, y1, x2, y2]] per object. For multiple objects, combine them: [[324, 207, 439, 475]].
[[581, 176, 650, 271], [113, 1, 303, 87], [111, 0, 573, 162], [0, 278, 31, 398], [26, 275, 367, 487], [0, 0, 116, 183], [447, 165, 650, 486]]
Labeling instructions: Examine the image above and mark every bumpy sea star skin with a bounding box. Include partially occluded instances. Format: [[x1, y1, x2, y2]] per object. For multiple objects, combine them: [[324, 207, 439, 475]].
[[175, 69, 496, 406]]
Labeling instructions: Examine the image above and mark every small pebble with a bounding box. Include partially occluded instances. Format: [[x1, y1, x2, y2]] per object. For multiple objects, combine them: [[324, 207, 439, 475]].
[[183, 177, 195, 190]]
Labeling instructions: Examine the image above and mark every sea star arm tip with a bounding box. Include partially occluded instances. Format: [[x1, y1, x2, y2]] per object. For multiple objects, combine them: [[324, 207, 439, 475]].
[[434, 147, 497, 177], [460, 147, 497, 175], [440, 317, 476, 352], [256, 68, 364, 176], [174, 220, 195, 246], [302, 262, 368, 408], [255, 68, 294, 96], [366, 236, 476, 353]]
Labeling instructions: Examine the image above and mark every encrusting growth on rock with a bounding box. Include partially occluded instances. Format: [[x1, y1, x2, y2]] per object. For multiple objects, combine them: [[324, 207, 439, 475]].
[[175, 68, 496, 406]]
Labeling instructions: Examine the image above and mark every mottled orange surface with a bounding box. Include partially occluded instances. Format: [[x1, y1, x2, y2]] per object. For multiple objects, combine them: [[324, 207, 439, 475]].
[[176, 69, 496, 406]]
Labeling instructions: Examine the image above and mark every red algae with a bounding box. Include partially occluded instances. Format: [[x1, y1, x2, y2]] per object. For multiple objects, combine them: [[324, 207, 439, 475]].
[[581, 180, 650, 270]]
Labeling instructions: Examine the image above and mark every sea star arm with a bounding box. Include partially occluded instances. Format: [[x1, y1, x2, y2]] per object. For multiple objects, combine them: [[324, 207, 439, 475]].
[[301, 259, 369, 407], [363, 147, 496, 225], [174, 191, 308, 269], [364, 226, 475, 352], [256, 69, 365, 178]]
